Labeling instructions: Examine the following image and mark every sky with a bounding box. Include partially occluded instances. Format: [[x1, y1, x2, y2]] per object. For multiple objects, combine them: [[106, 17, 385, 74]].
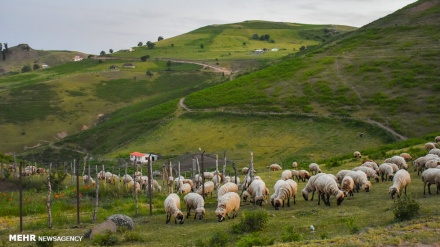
[[1, 0, 417, 55]]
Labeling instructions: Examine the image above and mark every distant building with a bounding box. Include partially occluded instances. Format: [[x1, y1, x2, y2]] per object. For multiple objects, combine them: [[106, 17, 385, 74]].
[[271, 48, 279, 52], [123, 63, 135, 68], [109, 65, 118, 69], [130, 152, 159, 164], [254, 49, 264, 54], [42, 64, 49, 69], [73, 55, 83, 62]]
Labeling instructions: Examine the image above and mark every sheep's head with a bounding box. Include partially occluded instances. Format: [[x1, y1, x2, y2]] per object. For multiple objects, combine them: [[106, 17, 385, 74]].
[[242, 191, 250, 202], [374, 176, 380, 183], [302, 190, 309, 201], [273, 198, 283, 210], [215, 208, 226, 222], [336, 191, 345, 206], [389, 186, 398, 199], [364, 181, 372, 192], [195, 207, 205, 220], [174, 211, 184, 224]]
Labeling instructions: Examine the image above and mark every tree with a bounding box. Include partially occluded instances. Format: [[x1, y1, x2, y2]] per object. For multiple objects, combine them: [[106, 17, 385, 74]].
[[21, 64, 32, 73], [146, 41, 155, 49], [140, 55, 150, 62], [200, 44, 204, 49], [138, 42, 143, 47], [100, 50, 106, 56], [0, 43, 3, 52], [146, 70, 153, 78], [158, 36, 164, 41], [252, 33, 259, 40], [109, 49, 113, 54], [33, 63, 40, 70]]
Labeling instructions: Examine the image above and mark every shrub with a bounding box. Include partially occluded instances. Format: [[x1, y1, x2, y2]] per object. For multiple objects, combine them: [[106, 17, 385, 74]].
[[236, 233, 274, 247], [232, 209, 268, 233], [343, 217, 359, 234], [281, 225, 303, 242], [392, 193, 420, 221], [208, 231, 228, 247], [123, 231, 145, 242], [92, 232, 120, 246]]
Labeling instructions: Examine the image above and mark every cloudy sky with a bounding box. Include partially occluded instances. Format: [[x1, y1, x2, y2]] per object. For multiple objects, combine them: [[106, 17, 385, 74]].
[[2, 0, 416, 54]]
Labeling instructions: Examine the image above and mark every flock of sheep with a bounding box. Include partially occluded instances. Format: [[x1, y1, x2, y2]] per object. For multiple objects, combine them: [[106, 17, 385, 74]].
[[162, 137, 440, 224]]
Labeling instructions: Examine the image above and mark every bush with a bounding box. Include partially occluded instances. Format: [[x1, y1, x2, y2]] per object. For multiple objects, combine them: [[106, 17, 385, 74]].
[[123, 231, 145, 242], [237, 233, 274, 247], [392, 193, 420, 221], [208, 231, 228, 247], [343, 217, 359, 234], [92, 232, 120, 246], [281, 225, 303, 242], [232, 209, 268, 233]]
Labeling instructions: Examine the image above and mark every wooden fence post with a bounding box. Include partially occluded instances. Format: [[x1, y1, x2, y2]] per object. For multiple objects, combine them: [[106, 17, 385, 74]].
[[46, 163, 52, 229]]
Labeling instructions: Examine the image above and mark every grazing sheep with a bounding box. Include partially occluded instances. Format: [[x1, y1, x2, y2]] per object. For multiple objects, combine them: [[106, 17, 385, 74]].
[[384, 156, 408, 170], [241, 167, 256, 175], [309, 163, 322, 175], [215, 192, 240, 222], [292, 162, 298, 169], [212, 174, 222, 187], [196, 181, 215, 197], [352, 166, 379, 182], [297, 170, 311, 182], [194, 174, 203, 188], [413, 154, 438, 175], [425, 158, 440, 169], [421, 168, 440, 195], [246, 179, 269, 206], [354, 151, 362, 159], [314, 174, 345, 206], [36, 168, 46, 174], [272, 179, 298, 210], [203, 172, 214, 180], [345, 171, 371, 192], [301, 173, 328, 201], [281, 170, 293, 180], [268, 163, 282, 171], [378, 163, 395, 181], [224, 176, 240, 185], [389, 169, 411, 199], [182, 179, 195, 190], [183, 193, 205, 220], [107, 174, 119, 184], [425, 142, 438, 151], [97, 170, 106, 180], [361, 161, 379, 172], [127, 181, 141, 193], [164, 193, 184, 224], [82, 175, 96, 186], [435, 136, 440, 143], [341, 176, 355, 197], [178, 183, 192, 195], [217, 182, 239, 199], [271, 179, 287, 205], [428, 148, 440, 156], [122, 174, 133, 184], [400, 153, 413, 162], [336, 170, 352, 184]]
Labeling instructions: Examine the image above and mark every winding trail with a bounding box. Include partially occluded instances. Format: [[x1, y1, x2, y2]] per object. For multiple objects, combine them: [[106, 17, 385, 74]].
[[178, 97, 407, 141]]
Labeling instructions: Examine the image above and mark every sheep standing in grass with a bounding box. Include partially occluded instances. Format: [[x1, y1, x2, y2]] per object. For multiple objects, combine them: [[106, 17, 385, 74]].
[[309, 163, 322, 175], [164, 193, 184, 224], [361, 161, 379, 173], [336, 170, 352, 184], [178, 183, 192, 195], [413, 154, 438, 175], [127, 181, 141, 193], [215, 192, 240, 222], [378, 163, 395, 181], [352, 166, 379, 182], [389, 169, 411, 199], [314, 174, 345, 206], [400, 153, 413, 162], [217, 182, 239, 199], [297, 170, 311, 182], [184, 193, 205, 220], [246, 179, 269, 206], [425, 158, 440, 169], [82, 175, 96, 186], [429, 148, 440, 156], [268, 163, 282, 171], [354, 151, 362, 159], [341, 176, 355, 197], [421, 168, 440, 195], [301, 173, 327, 201], [272, 179, 298, 209], [281, 170, 293, 180], [345, 171, 371, 192], [425, 142, 438, 151], [384, 156, 408, 170], [292, 162, 298, 169], [196, 181, 214, 197]]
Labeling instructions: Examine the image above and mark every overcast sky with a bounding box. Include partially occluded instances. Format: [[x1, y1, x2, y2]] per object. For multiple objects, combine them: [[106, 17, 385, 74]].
[[2, 0, 416, 54]]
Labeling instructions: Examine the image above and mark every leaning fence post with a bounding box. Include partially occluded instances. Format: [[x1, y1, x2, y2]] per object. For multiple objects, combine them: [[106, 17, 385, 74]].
[[46, 163, 52, 229]]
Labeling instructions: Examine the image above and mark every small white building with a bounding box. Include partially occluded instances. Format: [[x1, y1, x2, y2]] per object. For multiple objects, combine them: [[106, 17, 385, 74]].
[[42, 64, 49, 69], [130, 152, 159, 164], [271, 48, 279, 52], [73, 55, 83, 62]]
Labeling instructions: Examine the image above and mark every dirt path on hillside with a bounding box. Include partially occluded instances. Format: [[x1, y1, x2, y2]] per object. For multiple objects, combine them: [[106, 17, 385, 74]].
[[158, 59, 232, 75], [178, 97, 408, 141], [335, 57, 364, 103]]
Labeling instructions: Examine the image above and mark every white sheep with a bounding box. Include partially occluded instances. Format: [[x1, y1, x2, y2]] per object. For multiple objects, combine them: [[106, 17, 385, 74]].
[[309, 163, 322, 175], [301, 173, 328, 201], [435, 136, 440, 143], [218, 182, 239, 199], [224, 176, 240, 185], [196, 181, 214, 197], [203, 172, 214, 180], [345, 170, 371, 192], [428, 148, 440, 156], [292, 161, 298, 169], [314, 174, 345, 206], [215, 192, 240, 222], [127, 181, 141, 193], [354, 151, 362, 159], [296, 170, 311, 182], [425, 142, 438, 151], [121, 174, 133, 184], [399, 153, 413, 162], [413, 154, 438, 175], [82, 175, 96, 186], [281, 170, 293, 180], [178, 183, 192, 195], [272, 179, 298, 209], [384, 156, 408, 170], [341, 176, 355, 197], [246, 179, 269, 206], [425, 158, 440, 169], [183, 193, 205, 220], [212, 174, 222, 187], [421, 168, 440, 195], [268, 163, 282, 171], [352, 166, 379, 182], [336, 170, 352, 184], [389, 169, 411, 199], [164, 193, 184, 224], [271, 179, 287, 205], [361, 161, 379, 172], [378, 163, 395, 182]]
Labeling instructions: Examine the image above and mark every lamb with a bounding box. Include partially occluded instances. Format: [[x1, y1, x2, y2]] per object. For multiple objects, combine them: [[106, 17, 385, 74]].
[[301, 173, 328, 201], [164, 193, 184, 224], [309, 163, 322, 175], [352, 166, 379, 182], [400, 153, 413, 162], [345, 171, 371, 192], [341, 176, 355, 197], [196, 181, 214, 197], [272, 179, 298, 209], [421, 168, 440, 195], [297, 170, 311, 182], [384, 156, 408, 170], [246, 179, 269, 206], [217, 182, 239, 199], [281, 170, 293, 180], [183, 193, 205, 220], [354, 151, 362, 159], [268, 163, 282, 171], [314, 174, 345, 206], [378, 163, 395, 181], [215, 192, 240, 222], [178, 183, 192, 195], [292, 162, 298, 169], [389, 169, 411, 199]]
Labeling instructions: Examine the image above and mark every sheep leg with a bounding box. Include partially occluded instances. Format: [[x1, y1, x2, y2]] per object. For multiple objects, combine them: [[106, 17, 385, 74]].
[[311, 190, 315, 201], [427, 183, 431, 195], [187, 208, 191, 219], [286, 197, 290, 207], [293, 195, 296, 205], [166, 214, 171, 224], [325, 194, 331, 206]]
